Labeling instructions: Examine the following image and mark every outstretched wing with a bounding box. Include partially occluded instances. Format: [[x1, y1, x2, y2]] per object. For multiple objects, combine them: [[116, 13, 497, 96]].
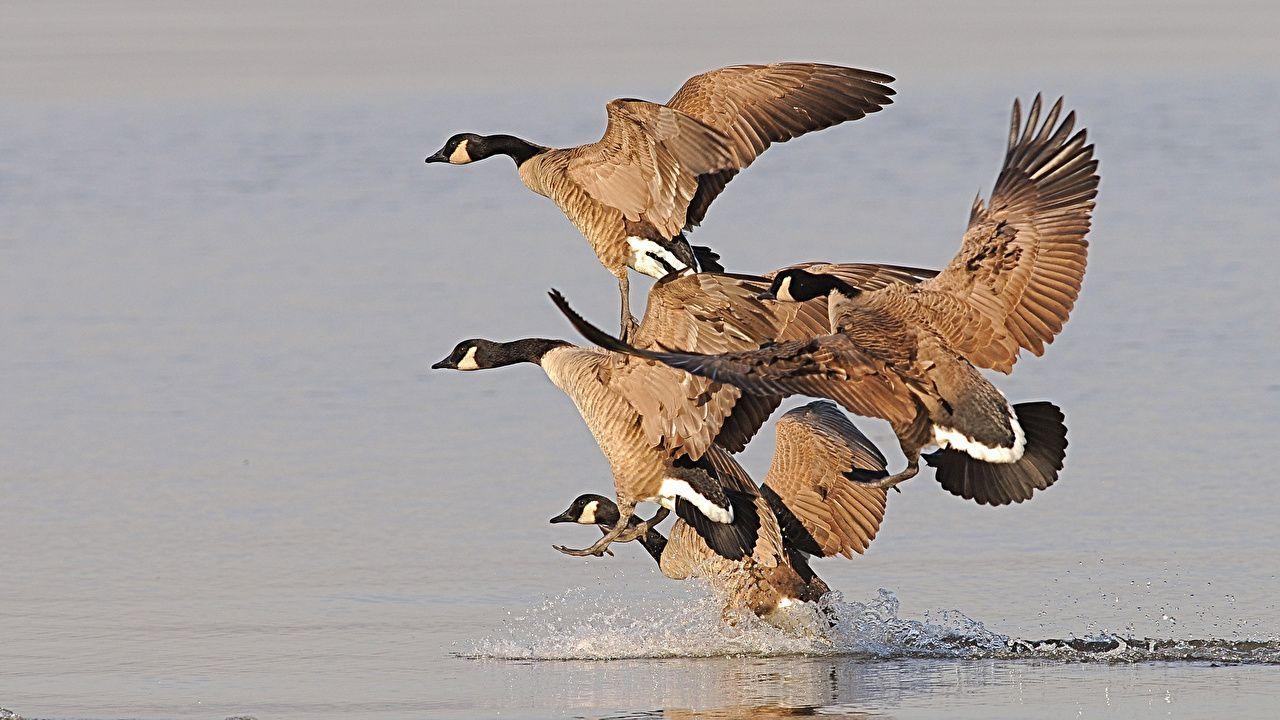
[[567, 99, 736, 239], [550, 290, 917, 428], [900, 95, 1099, 373], [667, 63, 896, 228], [761, 401, 889, 558]]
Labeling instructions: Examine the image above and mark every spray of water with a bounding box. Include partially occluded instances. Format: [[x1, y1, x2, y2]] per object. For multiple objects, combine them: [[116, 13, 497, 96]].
[[463, 585, 1280, 664]]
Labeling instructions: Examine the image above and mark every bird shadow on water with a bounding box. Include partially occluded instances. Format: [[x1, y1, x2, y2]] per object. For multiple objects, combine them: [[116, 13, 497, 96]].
[[460, 586, 1280, 665]]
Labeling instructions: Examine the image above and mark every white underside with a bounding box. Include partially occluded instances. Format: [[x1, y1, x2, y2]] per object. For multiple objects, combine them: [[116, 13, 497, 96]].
[[657, 477, 733, 524], [627, 236, 692, 279], [931, 409, 1027, 464]]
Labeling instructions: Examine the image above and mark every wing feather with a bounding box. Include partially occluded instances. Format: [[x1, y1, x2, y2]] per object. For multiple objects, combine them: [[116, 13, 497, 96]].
[[568, 100, 735, 238], [762, 401, 889, 558], [905, 95, 1099, 372], [667, 63, 895, 228]]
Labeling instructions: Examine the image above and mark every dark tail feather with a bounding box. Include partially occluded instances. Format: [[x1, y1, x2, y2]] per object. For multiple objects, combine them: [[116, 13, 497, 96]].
[[925, 401, 1067, 506], [676, 488, 759, 561], [692, 244, 724, 272]]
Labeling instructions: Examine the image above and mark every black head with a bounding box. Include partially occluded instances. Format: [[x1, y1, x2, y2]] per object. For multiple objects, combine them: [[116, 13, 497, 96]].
[[550, 494, 619, 526], [431, 338, 569, 371], [425, 133, 485, 165], [425, 133, 544, 166], [757, 269, 862, 303]]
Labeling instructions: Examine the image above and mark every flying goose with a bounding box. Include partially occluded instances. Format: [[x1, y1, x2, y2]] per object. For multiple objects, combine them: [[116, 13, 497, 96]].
[[550, 95, 1097, 506], [432, 263, 931, 559], [425, 62, 895, 337], [551, 401, 889, 622]]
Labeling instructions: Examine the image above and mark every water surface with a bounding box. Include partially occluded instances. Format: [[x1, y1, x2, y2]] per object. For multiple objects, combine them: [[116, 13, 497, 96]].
[[2, 3, 1279, 719]]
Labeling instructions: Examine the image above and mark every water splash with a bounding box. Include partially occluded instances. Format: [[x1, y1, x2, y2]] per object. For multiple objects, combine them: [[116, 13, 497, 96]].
[[462, 586, 1280, 664]]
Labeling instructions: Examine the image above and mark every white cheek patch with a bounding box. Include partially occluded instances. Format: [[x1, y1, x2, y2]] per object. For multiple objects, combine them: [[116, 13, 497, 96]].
[[775, 276, 795, 302], [455, 346, 479, 371], [578, 500, 598, 524], [931, 410, 1026, 464], [449, 139, 472, 164], [626, 237, 692, 279], [658, 478, 734, 524]]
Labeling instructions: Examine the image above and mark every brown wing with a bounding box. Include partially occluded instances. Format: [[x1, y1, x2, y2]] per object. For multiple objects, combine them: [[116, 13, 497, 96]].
[[627, 265, 936, 452], [628, 272, 790, 454], [632, 271, 791, 354], [609, 357, 740, 462], [909, 95, 1099, 372], [550, 290, 920, 430], [567, 99, 736, 238], [667, 63, 896, 228], [762, 401, 889, 558]]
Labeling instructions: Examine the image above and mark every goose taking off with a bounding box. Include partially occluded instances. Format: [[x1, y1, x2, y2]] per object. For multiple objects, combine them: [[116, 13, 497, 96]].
[[551, 401, 889, 622], [432, 263, 931, 559], [550, 95, 1098, 506], [425, 62, 895, 338]]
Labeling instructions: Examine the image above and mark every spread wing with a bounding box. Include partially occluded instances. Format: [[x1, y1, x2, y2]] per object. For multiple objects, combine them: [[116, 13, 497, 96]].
[[632, 271, 792, 354], [667, 63, 896, 228], [626, 264, 936, 452], [904, 95, 1099, 373], [608, 357, 743, 462], [627, 271, 792, 454], [551, 289, 918, 429], [567, 99, 736, 238], [761, 401, 889, 558]]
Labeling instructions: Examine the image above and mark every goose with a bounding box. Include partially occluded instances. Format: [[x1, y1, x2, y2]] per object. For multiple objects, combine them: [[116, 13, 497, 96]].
[[551, 401, 889, 622], [550, 95, 1098, 506], [425, 62, 895, 338], [432, 263, 931, 558]]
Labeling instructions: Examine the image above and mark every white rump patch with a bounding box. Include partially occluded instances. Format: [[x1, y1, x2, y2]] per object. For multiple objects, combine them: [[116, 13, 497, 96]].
[[658, 477, 733, 524], [931, 409, 1026, 464], [627, 237, 691, 279], [455, 346, 479, 371], [448, 139, 472, 164], [577, 500, 599, 524]]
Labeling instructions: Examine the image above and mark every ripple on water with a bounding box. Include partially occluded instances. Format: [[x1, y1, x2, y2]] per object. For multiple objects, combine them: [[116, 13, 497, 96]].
[[462, 587, 1280, 664]]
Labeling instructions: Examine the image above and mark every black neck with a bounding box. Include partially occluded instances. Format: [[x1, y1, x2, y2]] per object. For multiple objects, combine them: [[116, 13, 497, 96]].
[[637, 528, 668, 564], [799, 274, 862, 302], [478, 134, 545, 166], [597, 512, 667, 564], [494, 338, 570, 366], [823, 274, 863, 298]]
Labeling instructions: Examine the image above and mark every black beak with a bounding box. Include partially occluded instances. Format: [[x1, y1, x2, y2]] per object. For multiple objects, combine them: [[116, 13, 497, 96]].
[[425, 150, 449, 164], [549, 510, 576, 524], [431, 358, 454, 370], [755, 290, 776, 301]]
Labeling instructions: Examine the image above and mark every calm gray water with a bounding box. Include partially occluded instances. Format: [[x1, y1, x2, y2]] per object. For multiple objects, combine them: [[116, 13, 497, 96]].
[[3, 4, 1280, 719]]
